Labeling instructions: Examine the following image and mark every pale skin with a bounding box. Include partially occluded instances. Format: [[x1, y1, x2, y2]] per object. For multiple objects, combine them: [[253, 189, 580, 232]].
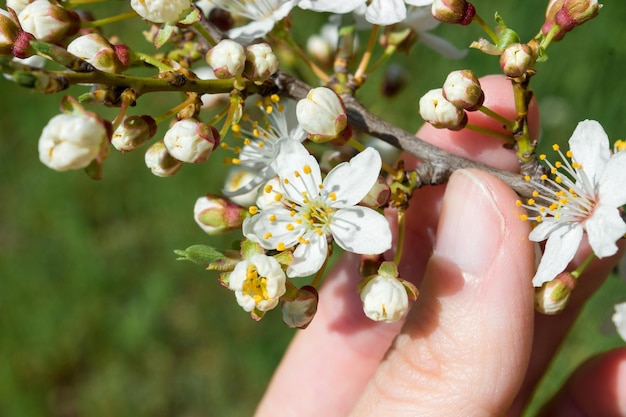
[[255, 75, 626, 417]]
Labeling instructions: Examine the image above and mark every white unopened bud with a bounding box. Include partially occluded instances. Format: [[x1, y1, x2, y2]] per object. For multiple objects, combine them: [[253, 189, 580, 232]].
[[534, 272, 576, 314], [38, 112, 108, 172], [442, 69, 484, 111], [244, 43, 279, 82], [360, 274, 409, 323], [194, 194, 247, 235], [360, 177, 391, 208], [67, 33, 128, 73], [296, 87, 352, 144], [130, 0, 191, 24], [499, 43, 533, 78], [111, 115, 157, 152], [205, 39, 246, 79], [6, 0, 32, 14], [144, 140, 182, 177], [419, 88, 467, 130], [163, 119, 219, 163], [18, 0, 80, 43], [431, 0, 475, 25]]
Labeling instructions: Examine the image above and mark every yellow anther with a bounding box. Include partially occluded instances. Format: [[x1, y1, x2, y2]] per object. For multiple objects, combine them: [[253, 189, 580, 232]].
[[555, 176, 563, 184], [555, 161, 562, 168], [220, 142, 229, 149], [315, 228, 323, 235], [249, 206, 258, 215], [566, 150, 573, 158], [231, 158, 241, 164], [244, 138, 251, 145], [520, 214, 529, 221], [234, 146, 242, 154], [258, 141, 265, 147], [524, 175, 531, 182], [294, 170, 300, 178], [283, 178, 289, 185], [277, 242, 286, 251], [231, 124, 241, 133], [303, 165, 312, 174], [540, 174, 548, 181], [268, 214, 277, 222], [264, 184, 273, 193], [536, 215, 543, 223], [278, 104, 285, 112], [297, 236, 310, 245], [286, 224, 294, 231], [266, 106, 273, 114], [539, 154, 547, 160], [270, 94, 280, 103], [252, 128, 260, 137], [295, 218, 302, 224], [263, 232, 272, 240], [329, 192, 337, 201], [572, 162, 582, 169], [515, 200, 522, 207], [552, 144, 560, 151], [527, 198, 535, 205], [274, 193, 283, 201], [532, 191, 539, 197]]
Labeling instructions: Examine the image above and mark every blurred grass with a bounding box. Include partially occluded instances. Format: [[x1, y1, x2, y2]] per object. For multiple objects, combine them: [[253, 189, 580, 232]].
[[1, 1, 625, 416]]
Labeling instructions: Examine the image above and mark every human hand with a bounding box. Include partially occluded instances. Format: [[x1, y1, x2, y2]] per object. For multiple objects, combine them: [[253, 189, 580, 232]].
[[254, 75, 626, 417]]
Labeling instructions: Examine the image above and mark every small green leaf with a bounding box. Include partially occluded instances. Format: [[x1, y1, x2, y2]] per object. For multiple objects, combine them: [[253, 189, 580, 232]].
[[174, 244, 227, 268], [155, 23, 176, 49], [178, 7, 200, 26]]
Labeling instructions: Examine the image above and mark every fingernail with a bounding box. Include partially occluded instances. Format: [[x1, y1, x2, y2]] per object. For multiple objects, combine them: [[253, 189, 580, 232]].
[[434, 169, 505, 276]]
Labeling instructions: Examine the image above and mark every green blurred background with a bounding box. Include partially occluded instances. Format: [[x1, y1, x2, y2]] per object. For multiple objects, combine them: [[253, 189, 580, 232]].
[[1, 1, 625, 416]]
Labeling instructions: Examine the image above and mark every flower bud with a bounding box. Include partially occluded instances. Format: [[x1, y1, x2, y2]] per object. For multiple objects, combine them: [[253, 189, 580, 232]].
[[542, 0, 600, 42], [534, 272, 576, 314], [163, 118, 219, 163], [431, 0, 476, 25], [244, 43, 279, 83], [223, 167, 262, 207], [193, 194, 247, 235], [66, 33, 129, 73], [359, 177, 391, 208], [359, 273, 409, 323], [499, 43, 533, 78], [111, 115, 157, 152], [18, 0, 80, 43], [144, 140, 183, 177], [306, 34, 333, 67], [296, 87, 352, 144], [281, 285, 318, 329], [6, 0, 33, 15], [38, 111, 108, 172], [130, 0, 191, 24], [205, 39, 245, 79], [419, 88, 467, 130], [442, 69, 484, 111]]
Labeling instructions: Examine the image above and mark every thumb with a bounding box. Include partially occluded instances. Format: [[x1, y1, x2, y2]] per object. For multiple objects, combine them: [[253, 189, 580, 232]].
[[350, 169, 536, 416]]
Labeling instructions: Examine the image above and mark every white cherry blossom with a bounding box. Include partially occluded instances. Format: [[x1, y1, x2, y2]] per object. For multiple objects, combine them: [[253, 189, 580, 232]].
[[299, 0, 433, 25], [229, 253, 287, 313], [210, 0, 297, 43], [518, 120, 626, 286], [243, 140, 392, 277]]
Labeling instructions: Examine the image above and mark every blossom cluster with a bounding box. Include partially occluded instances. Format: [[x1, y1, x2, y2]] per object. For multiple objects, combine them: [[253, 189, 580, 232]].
[[2, 0, 625, 342]]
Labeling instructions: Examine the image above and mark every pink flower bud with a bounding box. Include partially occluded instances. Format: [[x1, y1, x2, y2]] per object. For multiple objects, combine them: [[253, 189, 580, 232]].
[[419, 88, 467, 130], [542, 0, 600, 42], [244, 43, 279, 83], [111, 115, 157, 152], [205, 39, 245, 79], [499, 43, 534, 78], [534, 272, 576, 314], [431, 0, 475, 25], [144, 140, 183, 177], [442, 69, 484, 111], [18, 0, 80, 43], [66, 33, 129, 73], [193, 194, 247, 235], [295, 87, 352, 144], [163, 119, 219, 163]]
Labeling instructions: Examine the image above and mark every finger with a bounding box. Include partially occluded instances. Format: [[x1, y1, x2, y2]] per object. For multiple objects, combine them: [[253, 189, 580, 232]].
[[536, 347, 626, 417], [350, 169, 536, 416]]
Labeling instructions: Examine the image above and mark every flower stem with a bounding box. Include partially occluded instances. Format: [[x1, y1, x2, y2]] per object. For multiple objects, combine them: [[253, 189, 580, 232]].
[[472, 13, 499, 44], [133, 52, 175, 71], [571, 253, 596, 279], [477, 105, 514, 130], [280, 33, 329, 83], [81, 11, 139, 28], [394, 208, 406, 265], [154, 95, 196, 124], [192, 21, 217, 46], [354, 25, 379, 84], [465, 123, 515, 144]]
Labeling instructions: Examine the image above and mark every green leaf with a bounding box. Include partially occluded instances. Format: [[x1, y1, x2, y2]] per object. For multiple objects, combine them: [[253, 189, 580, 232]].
[[154, 23, 176, 49], [174, 244, 227, 268], [178, 7, 201, 26]]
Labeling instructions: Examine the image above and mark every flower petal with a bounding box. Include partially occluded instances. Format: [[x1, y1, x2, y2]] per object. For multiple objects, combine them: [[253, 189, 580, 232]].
[[598, 151, 626, 207], [329, 207, 391, 254], [242, 208, 304, 250], [568, 120, 611, 185], [275, 140, 322, 206], [585, 205, 626, 258], [365, 0, 406, 25], [532, 225, 583, 287], [323, 147, 382, 208], [287, 233, 328, 277], [528, 220, 566, 242], [298, 0, 363, 13]]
